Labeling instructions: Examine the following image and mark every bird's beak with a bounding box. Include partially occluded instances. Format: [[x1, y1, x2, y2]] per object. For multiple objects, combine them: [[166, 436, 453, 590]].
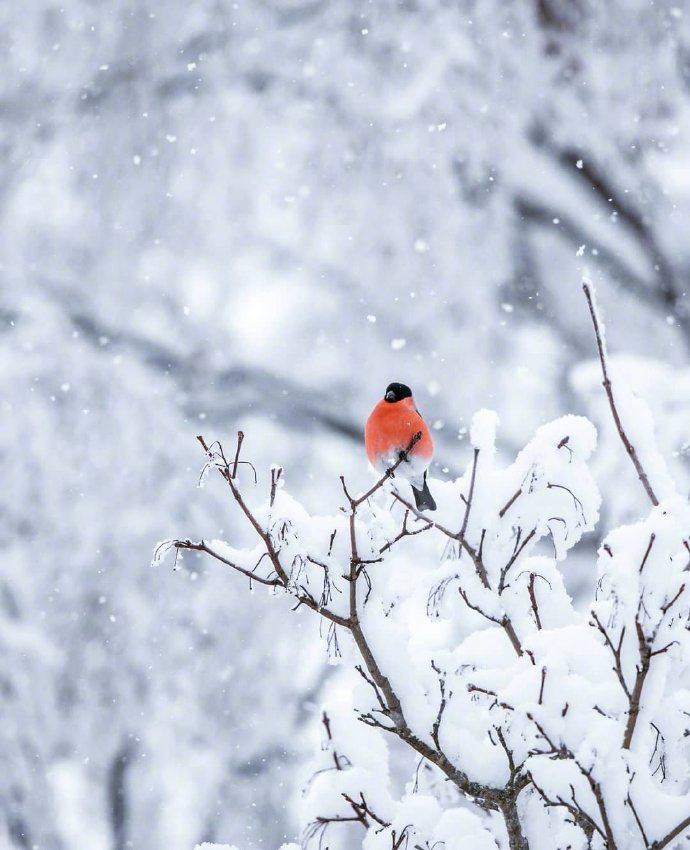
[[385, 391, 396, 402]]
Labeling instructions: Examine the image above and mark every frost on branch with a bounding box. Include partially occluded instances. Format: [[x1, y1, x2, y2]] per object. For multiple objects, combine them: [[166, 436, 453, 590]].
[[165, 410, 690, 850]]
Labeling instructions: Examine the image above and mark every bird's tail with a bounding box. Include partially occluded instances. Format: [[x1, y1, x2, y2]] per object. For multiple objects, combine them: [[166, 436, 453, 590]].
[[411, 475, 436, 512]]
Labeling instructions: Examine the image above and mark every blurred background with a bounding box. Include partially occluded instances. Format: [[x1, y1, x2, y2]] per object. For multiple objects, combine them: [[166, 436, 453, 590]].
[[4, 1, 690, 848]]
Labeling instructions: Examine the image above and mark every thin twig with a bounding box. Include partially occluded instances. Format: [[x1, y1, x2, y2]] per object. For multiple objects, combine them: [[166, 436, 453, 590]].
[[350, 431, 422, 508], [582, 281, 659, 506], [392, 492, 489, 587], [626, 794, 650, 848], [590, 611, 630, 699], [528, 573, 542, 630], [623, 621, 652, 750], [460, 448, 479, 539], [651, 812, 690, 849], [638, 533, 656, 575], [195, 435, 350, 628], [232, 430, 245, 478], [173, 539, 281, 587], [499, 488, 522, 519]]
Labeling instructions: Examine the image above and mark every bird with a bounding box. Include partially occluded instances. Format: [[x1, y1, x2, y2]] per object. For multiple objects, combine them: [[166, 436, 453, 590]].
[[365, 381, 437, 511]]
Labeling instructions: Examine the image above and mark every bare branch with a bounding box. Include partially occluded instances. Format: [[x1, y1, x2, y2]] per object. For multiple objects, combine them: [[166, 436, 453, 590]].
[[651, 812, 690, 850], [379, 509, 432, 554], [460, 448, 480, 539], [193, 435, 351, 628], [499, 488, 522, 519], [498, 528, 537, 594], [392, 492, 489, 587], [430, 660, 448, 751], [623, 621, 652, 750], [232, 430, 245, 478], [627, 793, 650, 848], [582, 281, 659, 506], [639, 534, 656, 575], [348, 431, 423, 509], [590, 612, 630, 699], [528, 573, 543, 630], [172, 539, 281, 587]]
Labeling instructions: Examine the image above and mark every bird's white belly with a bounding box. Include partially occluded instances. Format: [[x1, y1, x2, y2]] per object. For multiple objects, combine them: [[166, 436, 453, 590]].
[[373, 449, 430, 488]]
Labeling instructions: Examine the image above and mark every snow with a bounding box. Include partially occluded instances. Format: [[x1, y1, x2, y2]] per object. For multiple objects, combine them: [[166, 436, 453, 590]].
[[8, 3, 690, 849], [184, 400, 690, 850]]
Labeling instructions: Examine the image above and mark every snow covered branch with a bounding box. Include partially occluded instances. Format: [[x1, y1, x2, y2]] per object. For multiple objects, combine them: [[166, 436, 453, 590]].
[[170, 305, 690, 850], [174, 421, 690, 848]]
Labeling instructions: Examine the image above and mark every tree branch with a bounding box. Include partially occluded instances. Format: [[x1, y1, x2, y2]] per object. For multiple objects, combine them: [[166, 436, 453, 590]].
[[582, 281, 659, 506]]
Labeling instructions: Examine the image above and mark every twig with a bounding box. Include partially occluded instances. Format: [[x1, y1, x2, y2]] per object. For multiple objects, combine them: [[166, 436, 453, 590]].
[[232, 430, 245, 478], [392, 492, 489, 587], [528, 573, 542, 630], [348, 431, 422, 509], [580, 767, 618, 850], [499, 488, 522, 519], [270, 466, 283, 507], [623, 621, 652, 750], [188, 431, 530, 845], [626, 794, 650, 847], [430, 660, 447, 751], [460, 448, 479, 539], [590, 611, 630, 699], [194, 435, 350, 628], [379, 509, 432, 554], [172, 539, 281, 587], [582, 281, 659, 506], [638, 533, 656, 575], [498, 528, 536, 594], [538, 667, 547, 705], [651, 812, 690, 849]]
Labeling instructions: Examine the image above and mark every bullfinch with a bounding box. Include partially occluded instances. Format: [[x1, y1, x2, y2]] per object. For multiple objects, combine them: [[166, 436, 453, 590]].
[[365, 382, 437, 511]]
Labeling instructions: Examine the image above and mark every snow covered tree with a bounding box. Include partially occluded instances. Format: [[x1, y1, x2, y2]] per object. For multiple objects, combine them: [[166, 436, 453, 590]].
[[6, 2, 690, 847], [168, 286, 690, 849]]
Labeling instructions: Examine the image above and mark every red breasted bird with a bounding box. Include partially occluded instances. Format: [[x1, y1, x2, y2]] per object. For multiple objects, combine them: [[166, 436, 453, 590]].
[[365, 382, 437, 511]]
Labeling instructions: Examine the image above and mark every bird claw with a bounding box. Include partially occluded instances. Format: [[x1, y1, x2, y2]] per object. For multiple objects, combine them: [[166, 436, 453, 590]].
[[398, 449, 408, 463]]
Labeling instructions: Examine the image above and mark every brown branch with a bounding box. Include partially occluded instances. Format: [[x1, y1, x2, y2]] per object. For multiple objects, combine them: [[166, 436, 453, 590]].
[[349, 431, 422, 509], [197, 434, 291, 585], [194, 435, 350, 628], [660, 583, 685, 618], [581, 767, 618, 850], [639, 534, 656, 575], [392, 492, 489, 587], [582, 281, 659, 506], [190, 432, 530, 845], [232, 430, 245, 478], [530, 777, 603, 845], [341, 455, 514, 815], [378, 509, 432, 554], [626, 794, 650, 849], [501, 619, 523, 657], [538, 667, 546, 705], [393, 491, 523, 658], [623, 621, 652, 750], [430, 661, 447, 751], [590, 612, 630, 699], [172, 538, 281, 587], [528, 573, 543, 630], [356, 794, 389, 829], [499, 528, 537, 594], [651, 812, 690, 849], [499, 488, 522, 519], [270, 465, 283, 507], [460, 448, 479, 539]]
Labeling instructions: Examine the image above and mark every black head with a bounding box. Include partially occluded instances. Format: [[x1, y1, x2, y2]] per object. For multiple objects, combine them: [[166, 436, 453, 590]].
[[384, 382, 412, 403]]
